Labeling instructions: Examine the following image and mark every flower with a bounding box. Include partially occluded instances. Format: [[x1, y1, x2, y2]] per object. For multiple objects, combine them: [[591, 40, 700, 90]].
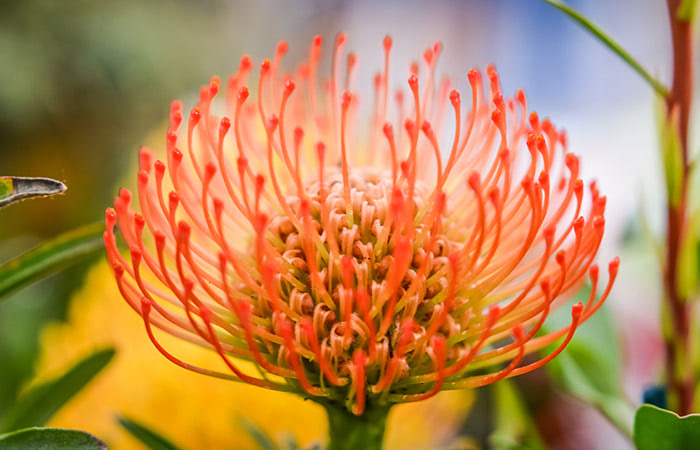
[[33, 261, 473, 449], [104, 34, 618, 416]]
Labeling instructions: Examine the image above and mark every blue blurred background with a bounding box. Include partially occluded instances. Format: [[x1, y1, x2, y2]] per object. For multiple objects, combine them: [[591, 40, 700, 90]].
[[0, 1, 693, 448]]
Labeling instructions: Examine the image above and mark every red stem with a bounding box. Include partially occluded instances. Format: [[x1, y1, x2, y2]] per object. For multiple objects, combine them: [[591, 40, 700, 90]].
[[664, 0, 694, 416]]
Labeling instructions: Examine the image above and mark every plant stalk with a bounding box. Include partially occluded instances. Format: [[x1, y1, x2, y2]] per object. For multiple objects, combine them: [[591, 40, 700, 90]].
[[664, 0, 695, 416], [321, 401, 391, 450]]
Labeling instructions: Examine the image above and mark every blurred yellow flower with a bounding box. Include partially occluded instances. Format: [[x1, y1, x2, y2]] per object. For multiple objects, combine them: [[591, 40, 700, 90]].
[[33, 261, 473, 449]]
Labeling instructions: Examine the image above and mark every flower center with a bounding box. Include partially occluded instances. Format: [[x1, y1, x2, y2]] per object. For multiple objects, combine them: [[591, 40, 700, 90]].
[[265, 168, 457, 372]]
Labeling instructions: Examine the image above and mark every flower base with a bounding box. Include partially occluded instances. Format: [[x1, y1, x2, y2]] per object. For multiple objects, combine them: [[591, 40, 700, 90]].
[[320, 400, 392, 450]]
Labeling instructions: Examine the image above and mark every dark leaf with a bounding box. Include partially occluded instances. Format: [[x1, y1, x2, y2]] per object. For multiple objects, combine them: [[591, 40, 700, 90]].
[[0, 348, 115, 433], [116, 416, 180, 450], [642, 385, 667, 409], [0, 427, 106, 450], [0, 177, 66, 209]]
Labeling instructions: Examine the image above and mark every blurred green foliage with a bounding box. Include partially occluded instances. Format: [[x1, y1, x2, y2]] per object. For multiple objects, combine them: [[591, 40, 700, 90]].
[[0, 222, 104, 299], [542, 290, 635, 438], [489, 380, 545, 449], [116, 416, 180, 450], [0, 0, 247, 421]]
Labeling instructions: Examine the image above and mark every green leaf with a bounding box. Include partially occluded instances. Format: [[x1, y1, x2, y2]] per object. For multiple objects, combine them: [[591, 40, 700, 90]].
[[539, 0, 669, 98], [0, 348, 115, 433], [0, 179, 12, 200], [0, 427, 106, 450], [678, 212, 699, 298], [489, 380, 546, 450], [678, 0, 698, 21], [697, 236, 700, 291], [116, 416, 180, 450], [237, 416, 277, 450], [637, 198, 665, 266], [0, 221, 104, 300], [634, 404, 700, 449], [657, 108, 684, 208], [0, 177, 66, 209]]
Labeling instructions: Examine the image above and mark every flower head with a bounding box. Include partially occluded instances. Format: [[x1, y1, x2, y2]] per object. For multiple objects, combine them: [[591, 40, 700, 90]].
[[34, 262, 472, 449], [105, 34, 618, 415]]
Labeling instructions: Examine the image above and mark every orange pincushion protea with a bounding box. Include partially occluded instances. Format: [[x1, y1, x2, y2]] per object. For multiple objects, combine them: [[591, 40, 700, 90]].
[[104, 34, 617, 417]]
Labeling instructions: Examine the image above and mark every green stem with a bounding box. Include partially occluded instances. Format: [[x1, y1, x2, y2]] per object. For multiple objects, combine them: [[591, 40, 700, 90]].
[[539, 0, 670, 98], [321, 401, 391, 450]]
